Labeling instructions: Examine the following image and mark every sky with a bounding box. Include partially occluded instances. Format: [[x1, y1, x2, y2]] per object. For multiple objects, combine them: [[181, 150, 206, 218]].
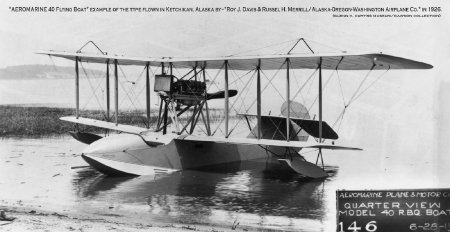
[[0, 0, 448, 68], [1, 0, 448, 115]]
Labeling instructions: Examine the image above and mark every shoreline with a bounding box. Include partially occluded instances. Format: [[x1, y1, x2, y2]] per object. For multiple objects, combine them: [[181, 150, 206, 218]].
[[0, 105, 225, 137], [0, 105, 151, 137], [0, 204, 242, 232]]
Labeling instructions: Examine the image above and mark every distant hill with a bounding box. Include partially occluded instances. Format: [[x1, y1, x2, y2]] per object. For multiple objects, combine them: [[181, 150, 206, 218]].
[[0, 65, 104, 80]]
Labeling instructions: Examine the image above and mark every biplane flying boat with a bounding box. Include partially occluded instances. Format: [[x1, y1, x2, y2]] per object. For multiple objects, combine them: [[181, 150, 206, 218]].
[[37, 40, 432, 178]]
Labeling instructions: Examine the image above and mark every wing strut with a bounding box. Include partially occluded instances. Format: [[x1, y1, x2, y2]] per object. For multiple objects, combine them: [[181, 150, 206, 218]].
[[286, 58, 290, 141], [318, 57, 323, 142], [256, 59, 262, 139], [145, 62, 150, 128], [106, 60, 110, 121], [202, 67, 212, 135], [224, 60, 229, 138], [317, 57, 324, 169], [162, 62, 168, 134], [75, 56, 80, 119], [114, 59, 119, 125]]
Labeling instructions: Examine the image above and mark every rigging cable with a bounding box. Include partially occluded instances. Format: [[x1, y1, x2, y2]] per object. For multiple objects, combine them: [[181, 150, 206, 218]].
[[228, 38, 299, 57], [124, 66, 147, 112], [227, 70, 258, 136], [306, 70, 335, 114], [331, 63, 377, 130], [211, 68, 256, 136], [291, 68, 319, 106], [117, 64, 144, 111], [76, 41, 106, 55], [333, 65, 390, 132], [240, 61, 286, 115], [79, 62, 107, 119]]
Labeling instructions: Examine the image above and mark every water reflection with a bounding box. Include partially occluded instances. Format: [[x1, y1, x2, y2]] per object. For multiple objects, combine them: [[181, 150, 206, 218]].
[[71, 159, 338, 229]]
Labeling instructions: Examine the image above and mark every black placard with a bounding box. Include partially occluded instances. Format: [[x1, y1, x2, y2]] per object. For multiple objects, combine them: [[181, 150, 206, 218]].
[[337, 189, 450, 232]]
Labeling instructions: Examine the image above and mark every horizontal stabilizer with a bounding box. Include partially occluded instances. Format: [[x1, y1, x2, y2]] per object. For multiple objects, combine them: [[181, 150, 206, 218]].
[[290, 118, 338, 140], [239, 114, 338, 140]]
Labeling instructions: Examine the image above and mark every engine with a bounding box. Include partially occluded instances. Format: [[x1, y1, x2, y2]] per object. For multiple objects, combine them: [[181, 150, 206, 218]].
[[172, 80, 206, 96], [154, 74, 206, 106]]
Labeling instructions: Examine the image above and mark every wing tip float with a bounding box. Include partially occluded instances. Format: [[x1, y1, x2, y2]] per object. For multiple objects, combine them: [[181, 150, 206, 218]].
[[278, 158, 329, 178]]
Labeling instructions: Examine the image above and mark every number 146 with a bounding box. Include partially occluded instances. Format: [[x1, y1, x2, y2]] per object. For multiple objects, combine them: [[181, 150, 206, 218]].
[[338, 221, 377, 232]]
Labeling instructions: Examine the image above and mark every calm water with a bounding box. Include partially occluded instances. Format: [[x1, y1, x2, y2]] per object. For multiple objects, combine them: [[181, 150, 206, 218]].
[[0, 137, 335, 231]]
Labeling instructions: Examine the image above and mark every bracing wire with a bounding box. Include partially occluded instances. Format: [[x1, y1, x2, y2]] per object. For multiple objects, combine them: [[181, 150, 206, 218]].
[[306, 70, 335, 114], [353, 66, 390, 103], [211, 67, 256, 136], [123, 66, 146, 112], [79, 62, 107, 118], [345, 64, 376, 106], [332, 65, 390, 131], [227, 70, 258, 135], [76, 41, 106, 54], [228, 38, 299, 57], [291, 68, 319, 105], [241, 61, 286, 116], [118, 65, 144, 111]]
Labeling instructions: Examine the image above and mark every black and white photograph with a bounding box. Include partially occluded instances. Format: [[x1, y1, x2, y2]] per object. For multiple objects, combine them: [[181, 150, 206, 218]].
[[0, 0, 449, 231]]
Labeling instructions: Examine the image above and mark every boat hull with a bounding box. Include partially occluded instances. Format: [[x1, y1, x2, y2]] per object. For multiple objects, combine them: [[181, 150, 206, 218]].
[[81, 134, 270, 176]]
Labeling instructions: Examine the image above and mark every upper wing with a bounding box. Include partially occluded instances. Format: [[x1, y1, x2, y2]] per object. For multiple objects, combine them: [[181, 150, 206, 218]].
[[37, 50, 432, 70]]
